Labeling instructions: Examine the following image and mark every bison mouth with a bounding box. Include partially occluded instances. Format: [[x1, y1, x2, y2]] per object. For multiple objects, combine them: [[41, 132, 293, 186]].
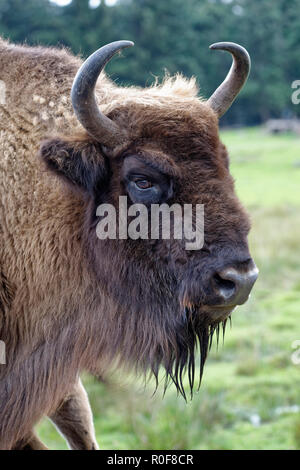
[[152, 305, 232, 401]]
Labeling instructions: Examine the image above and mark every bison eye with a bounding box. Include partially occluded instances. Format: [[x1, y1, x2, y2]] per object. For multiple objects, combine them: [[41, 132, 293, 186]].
[[134, 179, 153, 190], [122, 156, 173, 205], [125, 174, 171, 206]]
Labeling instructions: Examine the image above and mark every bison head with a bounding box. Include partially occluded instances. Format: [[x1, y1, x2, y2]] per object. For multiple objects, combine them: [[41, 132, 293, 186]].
[[40, 41, 258, 398]]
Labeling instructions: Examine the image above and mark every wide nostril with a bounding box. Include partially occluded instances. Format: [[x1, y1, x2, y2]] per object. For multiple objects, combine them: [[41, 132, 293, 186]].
[[213, 273, 236, 300], [213, 263, 259, 306]]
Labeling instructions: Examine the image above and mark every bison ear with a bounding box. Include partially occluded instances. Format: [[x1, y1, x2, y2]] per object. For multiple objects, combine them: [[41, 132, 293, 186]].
[[39, 137, 108, 193]]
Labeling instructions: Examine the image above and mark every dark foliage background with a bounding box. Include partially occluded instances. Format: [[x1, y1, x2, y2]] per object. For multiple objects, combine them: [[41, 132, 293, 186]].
[[0, 0, 299, 125]]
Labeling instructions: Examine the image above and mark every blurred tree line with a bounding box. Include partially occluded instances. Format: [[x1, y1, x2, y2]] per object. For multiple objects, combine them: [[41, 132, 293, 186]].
[[0, 0, 299, 125]]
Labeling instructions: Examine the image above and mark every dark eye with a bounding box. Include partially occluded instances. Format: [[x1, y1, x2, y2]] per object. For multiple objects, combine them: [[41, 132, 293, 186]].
[[134, 179, 153, 190]]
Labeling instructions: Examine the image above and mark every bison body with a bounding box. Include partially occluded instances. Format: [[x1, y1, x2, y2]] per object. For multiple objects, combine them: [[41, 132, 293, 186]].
[[0, 38, 257, 449]]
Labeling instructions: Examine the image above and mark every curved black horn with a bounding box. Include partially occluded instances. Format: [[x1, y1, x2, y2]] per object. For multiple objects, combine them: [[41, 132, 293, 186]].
[[71, 40, 134, 146], [207, 42, 250, 117]]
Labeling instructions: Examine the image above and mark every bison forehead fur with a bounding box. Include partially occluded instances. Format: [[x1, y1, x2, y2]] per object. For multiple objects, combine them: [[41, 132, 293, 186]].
[[0, 37, 253, 449]]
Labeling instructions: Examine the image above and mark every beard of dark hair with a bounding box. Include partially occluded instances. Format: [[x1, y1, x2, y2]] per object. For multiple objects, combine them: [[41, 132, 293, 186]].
[[147, 307, 231, 402], [83, 222, 231, 402]]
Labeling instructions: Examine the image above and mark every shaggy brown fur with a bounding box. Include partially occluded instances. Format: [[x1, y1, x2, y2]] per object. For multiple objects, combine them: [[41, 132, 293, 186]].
[[0, 37, 252, 449]]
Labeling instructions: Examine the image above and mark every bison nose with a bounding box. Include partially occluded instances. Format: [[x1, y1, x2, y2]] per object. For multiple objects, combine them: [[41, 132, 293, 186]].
[[213, 262, 258, 306]]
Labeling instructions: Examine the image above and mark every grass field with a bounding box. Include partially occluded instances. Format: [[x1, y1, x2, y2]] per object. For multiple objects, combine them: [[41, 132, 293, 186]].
[[37, 127, 300, 450]]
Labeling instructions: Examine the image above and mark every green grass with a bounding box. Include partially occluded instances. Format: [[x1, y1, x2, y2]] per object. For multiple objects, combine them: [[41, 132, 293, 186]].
[[36, 127, 300, 450]]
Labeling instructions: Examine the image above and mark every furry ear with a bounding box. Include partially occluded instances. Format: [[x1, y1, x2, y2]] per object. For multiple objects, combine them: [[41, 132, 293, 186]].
[[39, 137, 108, 193]]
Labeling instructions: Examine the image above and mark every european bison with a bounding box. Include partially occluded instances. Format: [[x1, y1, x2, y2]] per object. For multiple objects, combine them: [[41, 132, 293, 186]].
[[0, 37, 258, 449]]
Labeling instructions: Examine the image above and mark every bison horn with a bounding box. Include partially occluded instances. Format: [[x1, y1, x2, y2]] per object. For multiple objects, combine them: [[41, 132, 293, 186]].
[[207, 42, 251, 117], [71, 40, 134, 147]]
